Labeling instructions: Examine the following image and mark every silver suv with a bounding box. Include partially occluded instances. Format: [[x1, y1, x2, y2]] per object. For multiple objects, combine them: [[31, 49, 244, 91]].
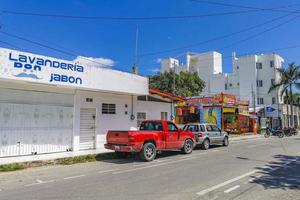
[[183, 123, 229, 150]]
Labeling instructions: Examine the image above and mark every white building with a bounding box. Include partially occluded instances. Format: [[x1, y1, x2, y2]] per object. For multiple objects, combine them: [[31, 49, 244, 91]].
[[0, 47, 175, 160], [226, 52, 284, 107], [160, 51, 225, 94]]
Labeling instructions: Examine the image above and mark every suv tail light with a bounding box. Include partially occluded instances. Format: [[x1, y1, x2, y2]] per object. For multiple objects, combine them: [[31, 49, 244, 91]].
[[198, 132, 203, 138]]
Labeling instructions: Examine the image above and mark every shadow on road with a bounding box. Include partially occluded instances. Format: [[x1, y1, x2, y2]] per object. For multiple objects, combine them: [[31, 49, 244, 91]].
[[100, 145, 221, 164], [251, 154, 300, 190]]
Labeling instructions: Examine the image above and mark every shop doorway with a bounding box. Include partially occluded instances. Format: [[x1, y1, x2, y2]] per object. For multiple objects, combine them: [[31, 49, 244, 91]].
[[79, 108, 96, 150]]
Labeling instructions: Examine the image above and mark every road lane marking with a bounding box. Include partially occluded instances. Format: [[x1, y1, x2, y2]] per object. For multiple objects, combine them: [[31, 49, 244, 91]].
[[224, 185, 240, 193], [24, 179, 55, 187], [97, 169, 119, 174], [63, 174, 86, 180], [196, 170, 258, 196], [112, 157, 195, 175]]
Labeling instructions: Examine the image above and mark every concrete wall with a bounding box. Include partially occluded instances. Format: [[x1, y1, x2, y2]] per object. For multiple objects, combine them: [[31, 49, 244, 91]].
[[136, 100, 173, 121], [73, 91, 138, 151]]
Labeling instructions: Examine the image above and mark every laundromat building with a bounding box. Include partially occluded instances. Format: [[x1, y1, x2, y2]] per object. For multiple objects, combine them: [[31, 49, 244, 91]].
[[0, 47, 158, 158]]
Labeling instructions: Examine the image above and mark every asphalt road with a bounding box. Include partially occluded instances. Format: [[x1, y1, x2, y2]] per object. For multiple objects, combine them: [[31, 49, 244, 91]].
[[0, 135, 299, 200]]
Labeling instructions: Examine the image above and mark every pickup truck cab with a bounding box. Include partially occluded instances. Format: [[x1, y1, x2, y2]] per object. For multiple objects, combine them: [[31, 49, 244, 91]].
[[104, 120, 195, 161]]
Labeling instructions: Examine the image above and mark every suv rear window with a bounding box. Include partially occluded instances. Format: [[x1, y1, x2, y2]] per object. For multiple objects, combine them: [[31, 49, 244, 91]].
[[183, 125, 199, 132], [140, 122, 163, 131]]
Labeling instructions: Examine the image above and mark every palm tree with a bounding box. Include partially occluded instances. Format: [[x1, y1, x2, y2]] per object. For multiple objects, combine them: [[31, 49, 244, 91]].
[[269, 62, 300, 127]]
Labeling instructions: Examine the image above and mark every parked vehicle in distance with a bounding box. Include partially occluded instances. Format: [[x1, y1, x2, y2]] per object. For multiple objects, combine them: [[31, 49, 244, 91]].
[[183, 123, 229, 150], [264, 127, 284, 138], [104, 120, 195, 161]]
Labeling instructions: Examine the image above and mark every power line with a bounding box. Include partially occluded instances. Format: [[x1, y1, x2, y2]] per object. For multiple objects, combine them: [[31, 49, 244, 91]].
[[0, 30, 114, 68], [0, 9, 266, 20], [0, 40, 19, 49], [139, 13, 292, 57], [217, 14, 300, 51], [191, 0, 300, 14]]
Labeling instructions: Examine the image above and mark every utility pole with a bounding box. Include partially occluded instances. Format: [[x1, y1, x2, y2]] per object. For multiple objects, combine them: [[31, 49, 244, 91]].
[[132, 27, 139, 74], [172, 60, 176, 95], [251, 84, 256, 115]]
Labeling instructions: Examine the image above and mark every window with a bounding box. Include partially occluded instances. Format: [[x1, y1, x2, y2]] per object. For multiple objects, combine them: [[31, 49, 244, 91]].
[[270, 60, 274, 68], [256, 80, 263, 87], [140, 122, 163, 131], [237, 82, 239, 86], [183, 125, 199, 132], [200, 125, 205, 132], [167, 122, 178, 132], [225, 84, 228, 90], [86, 98, 93, 102], [271, 79, 275, 85], [229, 83, 233, 87], [256, 62, 262, 69], [206, 125, 213, 132], [161, 112, 168, 120], [211, 125, 220, 132], [237, 66, 239, 70], [102, 103, 116, 114], [272, 97, 276, 104], [137, 96, 147, 101], [257, 98, 264, 104], [137, 112, 146, 127]]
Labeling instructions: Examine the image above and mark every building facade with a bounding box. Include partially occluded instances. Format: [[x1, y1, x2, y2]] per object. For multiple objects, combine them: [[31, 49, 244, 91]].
[[0, 47, 168, 159], [160, 51, 226, 94]]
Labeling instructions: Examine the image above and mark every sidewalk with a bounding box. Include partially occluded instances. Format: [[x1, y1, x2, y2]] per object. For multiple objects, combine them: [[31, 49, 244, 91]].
[[1, 134, 263, 165], [0, 148, 113, 165], [230, 133, 263, 141]]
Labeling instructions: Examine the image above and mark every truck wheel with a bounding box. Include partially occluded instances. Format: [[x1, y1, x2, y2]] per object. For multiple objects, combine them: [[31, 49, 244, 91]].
[[202, 139, 210, 150], [223, 137, 229, 146], [140, 142, 156, 162], [182, 139, 194, 154]]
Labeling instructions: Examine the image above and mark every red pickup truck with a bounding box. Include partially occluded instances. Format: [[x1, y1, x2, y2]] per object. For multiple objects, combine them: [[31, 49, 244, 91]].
[[104, 120, 195, 161]]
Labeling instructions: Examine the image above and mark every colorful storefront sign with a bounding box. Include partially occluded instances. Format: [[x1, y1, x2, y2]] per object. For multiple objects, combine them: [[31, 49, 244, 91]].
[[199, 107, 222, 128]]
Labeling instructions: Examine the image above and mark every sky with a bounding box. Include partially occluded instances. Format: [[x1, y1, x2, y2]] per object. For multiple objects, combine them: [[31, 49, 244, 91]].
[[0, 0, 299, 76]]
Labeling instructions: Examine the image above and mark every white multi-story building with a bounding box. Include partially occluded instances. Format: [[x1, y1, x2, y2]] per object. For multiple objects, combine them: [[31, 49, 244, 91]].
[[160, 51, 225, 94], [160, 50, 298, 127], [226, 52, 284, 107]]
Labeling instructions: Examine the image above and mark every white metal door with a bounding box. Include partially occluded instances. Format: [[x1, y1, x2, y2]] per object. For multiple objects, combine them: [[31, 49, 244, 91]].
[[0, 103, 73, 157], [80, 108, 96, 150]]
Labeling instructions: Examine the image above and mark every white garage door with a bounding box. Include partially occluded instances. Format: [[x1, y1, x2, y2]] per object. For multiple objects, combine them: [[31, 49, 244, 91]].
[[79, 108, 96, 150], [0, 103, 73, 157]]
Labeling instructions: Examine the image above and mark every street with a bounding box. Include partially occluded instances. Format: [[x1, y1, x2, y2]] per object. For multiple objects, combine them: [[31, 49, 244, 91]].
[[0, 135, 299, 200]]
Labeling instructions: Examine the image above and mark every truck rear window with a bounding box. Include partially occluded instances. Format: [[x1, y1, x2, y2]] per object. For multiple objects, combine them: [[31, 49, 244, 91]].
[[140, 122, 163, 131]]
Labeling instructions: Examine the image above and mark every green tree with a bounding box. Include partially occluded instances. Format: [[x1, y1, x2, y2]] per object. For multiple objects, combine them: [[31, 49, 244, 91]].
[[149, 71, 205, 97], [269, 62, 300, 127]]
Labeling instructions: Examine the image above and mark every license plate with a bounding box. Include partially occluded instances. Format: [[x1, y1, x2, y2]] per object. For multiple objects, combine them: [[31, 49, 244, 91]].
[[114, 146, 120, 150]]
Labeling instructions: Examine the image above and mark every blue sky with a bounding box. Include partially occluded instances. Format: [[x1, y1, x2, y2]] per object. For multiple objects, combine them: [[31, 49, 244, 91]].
[[0, 0, 299, 76]]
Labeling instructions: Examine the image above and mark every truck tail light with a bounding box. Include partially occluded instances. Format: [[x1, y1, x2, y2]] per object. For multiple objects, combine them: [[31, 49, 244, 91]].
[[198, 132, 203, 138], [128, 136, 135, 142]]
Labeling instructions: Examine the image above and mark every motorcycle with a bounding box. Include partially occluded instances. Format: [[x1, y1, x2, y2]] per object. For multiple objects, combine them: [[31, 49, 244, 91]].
[[283, 127, 298, 136], [264, 127, 284, 138]]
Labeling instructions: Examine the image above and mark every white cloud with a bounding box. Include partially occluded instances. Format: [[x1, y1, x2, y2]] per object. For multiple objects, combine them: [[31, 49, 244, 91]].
[[73, 56, 114, 68], [151, 68, 160, 73]]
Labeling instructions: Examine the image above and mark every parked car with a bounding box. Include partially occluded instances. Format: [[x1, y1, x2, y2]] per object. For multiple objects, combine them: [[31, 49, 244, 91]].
[[104, 120, 195, 161], [183, 123, 229, 150]]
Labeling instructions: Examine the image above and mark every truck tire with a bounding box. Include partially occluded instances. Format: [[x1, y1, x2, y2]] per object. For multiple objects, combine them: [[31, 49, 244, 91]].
[[140, 142, 156, 162], [202, 139, 210, 150], [181, 139, 194, 154]]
